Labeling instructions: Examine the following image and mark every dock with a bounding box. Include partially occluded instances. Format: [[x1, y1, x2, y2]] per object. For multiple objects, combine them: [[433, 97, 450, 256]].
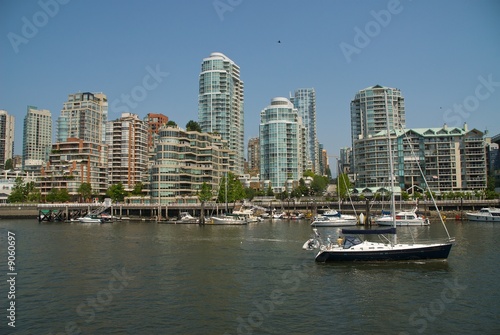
[[0, 199, 497, 222]]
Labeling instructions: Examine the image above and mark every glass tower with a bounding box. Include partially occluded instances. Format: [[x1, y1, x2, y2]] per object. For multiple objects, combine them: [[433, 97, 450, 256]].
[[198, 52, 244, 174], [291, 88, 318, 174], [350, 85, 405, 145], [57, 92, 108, 144], [259, 97, 303, 192]]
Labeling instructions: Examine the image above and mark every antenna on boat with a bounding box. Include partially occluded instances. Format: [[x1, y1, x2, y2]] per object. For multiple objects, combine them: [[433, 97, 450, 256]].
[[384, 90, 398, 245]]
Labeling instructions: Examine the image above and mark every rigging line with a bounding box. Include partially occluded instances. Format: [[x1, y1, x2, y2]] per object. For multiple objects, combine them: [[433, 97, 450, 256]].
[[337, 159, 357, 218], [398, 123, 453, 241]]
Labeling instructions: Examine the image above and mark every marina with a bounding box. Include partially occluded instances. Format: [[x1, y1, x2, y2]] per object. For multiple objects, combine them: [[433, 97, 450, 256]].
[[1, 217, 499, 334]]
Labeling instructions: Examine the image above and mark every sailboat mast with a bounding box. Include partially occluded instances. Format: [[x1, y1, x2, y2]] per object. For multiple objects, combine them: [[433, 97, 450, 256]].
[[225, 171, 228, 213], [384, 91, 397, 245]]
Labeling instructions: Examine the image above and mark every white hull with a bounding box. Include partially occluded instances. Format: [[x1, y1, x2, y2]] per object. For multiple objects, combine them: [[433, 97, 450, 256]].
[[375, 208, 429, 226], [78, 217, 103, 224], [376, 216, 430, 226], [210, 216, 247, 225], [465, 213, 500, 222], [311, 218, 357, 227]]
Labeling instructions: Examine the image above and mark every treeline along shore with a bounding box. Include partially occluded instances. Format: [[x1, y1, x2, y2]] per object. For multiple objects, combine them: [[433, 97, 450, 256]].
[[0, 199, 499, 221]]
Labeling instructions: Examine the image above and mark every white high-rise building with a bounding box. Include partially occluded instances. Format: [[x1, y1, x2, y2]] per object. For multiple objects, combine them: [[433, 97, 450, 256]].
[[350, 85, 405, 144], [22, 106, 51, 170], [0, 110, 15, 169], [291, 88, 318, 174], [198, 52, 244, 174], [350, 85, 405, 172], [57, 92, 108, 144], [259, 97, 304, 193]]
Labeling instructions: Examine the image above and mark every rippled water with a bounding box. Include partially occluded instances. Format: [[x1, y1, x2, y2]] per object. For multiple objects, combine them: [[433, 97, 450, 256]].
[[0, 219, 499, 334]]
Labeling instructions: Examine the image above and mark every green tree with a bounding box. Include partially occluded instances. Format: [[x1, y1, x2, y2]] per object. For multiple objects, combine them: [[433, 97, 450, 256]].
[[57, 188, 70, 202], [4, 158, 13, 170], [198, 182, 213, 224], [337, 173, 352, 200], [46, 188, 59, 203], [131, 182, 144, 196], [166, 120, 177, 127], [8, 178, 26, 203], [78, 183, 93, 202], [401, 191, 410, 201], [186, 120, 202, 132], [303, 170, 314, 178], [244, 187, 256, 200], [106, 183, 126, 202], [266, 185, 274, 197], [217, 173, 245, 204], [311, 175, 328, 194]]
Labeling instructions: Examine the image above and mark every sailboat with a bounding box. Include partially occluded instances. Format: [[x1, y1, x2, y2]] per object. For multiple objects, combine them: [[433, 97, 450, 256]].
[[310, 161, 358, 227], [305, 91, 453, 262], [209, 172, 248, 225]]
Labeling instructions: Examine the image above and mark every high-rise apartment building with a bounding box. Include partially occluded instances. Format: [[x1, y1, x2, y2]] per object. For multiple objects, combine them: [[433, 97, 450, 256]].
[[350, 85, 405, 145], [22, 106, 51, 171], [39, 138, 108, 200], [0, 110, 15, 169], [247, 137, 260, 174], [151, 125, 234, 204], [144, 113, 169, 152], [339, 147, 353, 175], [353, 124, 487, 193], [291, 88, 319, 173], [259, 97, 304, 193], [106, 113, 148, 191], [57, 92, 108, 144], [198, 52, 244, 174]]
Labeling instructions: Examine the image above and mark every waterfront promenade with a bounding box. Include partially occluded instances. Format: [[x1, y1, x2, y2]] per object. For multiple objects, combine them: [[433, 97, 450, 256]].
[[0, 199, 498, 220]]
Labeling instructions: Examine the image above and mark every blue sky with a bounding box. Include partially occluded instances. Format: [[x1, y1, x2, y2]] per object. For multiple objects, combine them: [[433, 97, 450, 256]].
[[1, 0, 499, 164]]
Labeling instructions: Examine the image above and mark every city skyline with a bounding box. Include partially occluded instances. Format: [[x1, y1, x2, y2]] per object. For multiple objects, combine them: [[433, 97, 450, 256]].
[[1, 0, 499, 160]]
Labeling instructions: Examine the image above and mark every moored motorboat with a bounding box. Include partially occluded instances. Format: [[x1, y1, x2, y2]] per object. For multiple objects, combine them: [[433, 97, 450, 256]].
[[465, 208, 500, 222], [210, 214, 248, 225], [78, 215, 103, 224], [310, 209, 357, 227], [375, 207, 429, 226]]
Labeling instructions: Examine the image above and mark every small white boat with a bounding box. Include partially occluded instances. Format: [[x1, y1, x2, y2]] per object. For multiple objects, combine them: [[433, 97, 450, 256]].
[[466, 208, 500, 222], [310, 209, 357, 227], [210, 214, 248, 225], [232, 208, 262, 222], [179, 212, 198, 222], [78, 215, 103, 224], [375, 207, 429, 226], [272, 212, 284, 219], [310, 216, 357, 227]]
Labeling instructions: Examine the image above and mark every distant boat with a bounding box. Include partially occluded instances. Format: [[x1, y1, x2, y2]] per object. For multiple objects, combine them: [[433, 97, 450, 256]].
[[232, 207, 263, 222], [466, 208, 500, 222], [210, 214, 247, 225], [375, 207, 429, 226], [310, 209, 357, 227], [78, 215, 103, 224]]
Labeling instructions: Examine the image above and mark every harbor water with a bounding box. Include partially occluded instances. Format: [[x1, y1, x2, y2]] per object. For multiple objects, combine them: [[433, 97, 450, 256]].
[[0, 218, 499, 334]]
